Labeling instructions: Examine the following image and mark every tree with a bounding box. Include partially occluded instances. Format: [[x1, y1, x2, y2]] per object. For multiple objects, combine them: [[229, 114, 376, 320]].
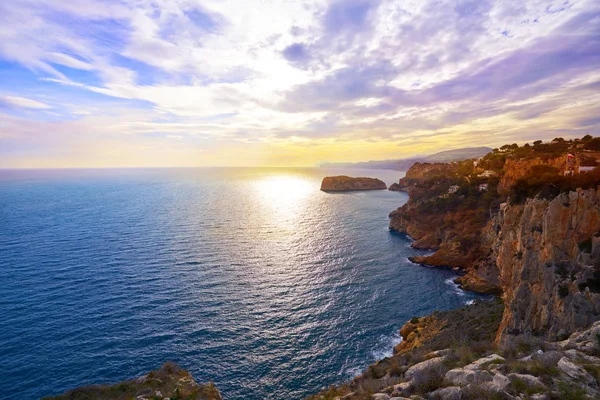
[[585, 138, 600, 151], [533, 140, 542, 146]]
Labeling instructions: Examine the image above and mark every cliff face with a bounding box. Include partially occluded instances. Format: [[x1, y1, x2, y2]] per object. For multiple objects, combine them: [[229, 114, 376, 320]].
[[498, 155, 573, 194], [320, 176, 387, 191], [494, 188, 600, 343], [388, 162, 501, 293], [390, 162, 458, 192], [308, 299, 600, 400]]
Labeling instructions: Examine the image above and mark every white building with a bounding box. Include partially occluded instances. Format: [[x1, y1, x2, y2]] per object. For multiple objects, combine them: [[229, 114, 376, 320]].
[[448, 185, 460, 194], [478, 170, 497, 178]]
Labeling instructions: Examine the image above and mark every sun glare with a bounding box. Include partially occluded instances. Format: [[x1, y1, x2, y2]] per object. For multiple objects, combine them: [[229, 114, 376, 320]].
[[255, 175, 313, 207]]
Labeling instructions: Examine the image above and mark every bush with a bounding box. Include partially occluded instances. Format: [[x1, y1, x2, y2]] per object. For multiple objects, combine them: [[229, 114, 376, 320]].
[[558, 284, 569, 298], [578, 238, 592, 253]]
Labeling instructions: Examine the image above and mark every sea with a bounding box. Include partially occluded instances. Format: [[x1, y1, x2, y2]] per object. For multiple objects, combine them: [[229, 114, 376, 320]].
[[0, 167, 486, 399]]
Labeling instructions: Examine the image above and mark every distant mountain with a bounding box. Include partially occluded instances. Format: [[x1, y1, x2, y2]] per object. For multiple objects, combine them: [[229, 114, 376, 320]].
[[319, 147, 493, 171]]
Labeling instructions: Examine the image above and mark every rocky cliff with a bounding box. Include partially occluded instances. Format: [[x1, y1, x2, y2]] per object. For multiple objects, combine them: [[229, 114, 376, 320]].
[[321, 176, 387, 191], [389, 162, 458, 192], [388, 161, 502, 293], [308, 300, 600, 400], [497, 155, 573, 194], [44, 362, 222, 400], [493, 188, 600, 344]]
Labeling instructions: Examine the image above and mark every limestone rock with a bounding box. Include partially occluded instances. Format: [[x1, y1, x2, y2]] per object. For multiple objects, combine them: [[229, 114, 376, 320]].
[[390, 382, 412, 397], [464, 354, 505, 370], [427, 386, 462, 400], [479, 372, 510, 392], [321, 176, 387, 191], [404, 357, 446, 382], [557, 357, 596, 385], [508, 373, 545, 388], [561, 320, 600, 355], [372, 394, 390, 400], [389, 182, 404, 192], [495, 188, 600, 343], [445, 368, 493, 386]]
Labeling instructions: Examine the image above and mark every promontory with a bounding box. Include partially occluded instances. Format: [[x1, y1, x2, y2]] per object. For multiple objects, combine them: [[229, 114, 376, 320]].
[[320, 176, 387, 191]]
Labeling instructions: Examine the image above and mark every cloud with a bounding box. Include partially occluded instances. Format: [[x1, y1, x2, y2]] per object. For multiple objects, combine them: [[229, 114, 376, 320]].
[[0, 0, 599, 167], [0, 95, 52, 109]]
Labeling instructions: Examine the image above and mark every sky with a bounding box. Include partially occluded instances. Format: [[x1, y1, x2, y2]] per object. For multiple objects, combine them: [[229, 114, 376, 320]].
[[0, 0, 599, 168]]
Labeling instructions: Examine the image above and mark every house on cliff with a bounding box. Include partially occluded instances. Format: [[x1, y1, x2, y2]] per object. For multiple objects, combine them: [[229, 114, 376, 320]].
[[478, 170, 497, 178]]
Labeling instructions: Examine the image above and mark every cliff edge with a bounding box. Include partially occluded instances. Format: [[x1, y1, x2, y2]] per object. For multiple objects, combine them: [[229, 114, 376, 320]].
[[494, 188, 600, 344]]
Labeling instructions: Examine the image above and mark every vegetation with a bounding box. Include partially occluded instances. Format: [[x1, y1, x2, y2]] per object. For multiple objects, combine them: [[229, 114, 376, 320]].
[[510, 167, 600, 203], [43, 362, 222, 400]]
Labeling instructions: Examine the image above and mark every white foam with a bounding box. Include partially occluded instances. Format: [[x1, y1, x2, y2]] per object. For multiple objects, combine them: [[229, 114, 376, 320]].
[[445, 277, 465, 296], [371, 330, 403, 360]]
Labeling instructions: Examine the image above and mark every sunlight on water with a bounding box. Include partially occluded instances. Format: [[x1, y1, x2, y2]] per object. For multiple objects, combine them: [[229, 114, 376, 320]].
[[255, 174, 313, 206], [0, 168, 488, 400], [253, 174, 314, 232]]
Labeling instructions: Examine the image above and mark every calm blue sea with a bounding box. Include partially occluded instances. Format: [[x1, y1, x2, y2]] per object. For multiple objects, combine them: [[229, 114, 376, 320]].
[[0, 168, 484, 400]]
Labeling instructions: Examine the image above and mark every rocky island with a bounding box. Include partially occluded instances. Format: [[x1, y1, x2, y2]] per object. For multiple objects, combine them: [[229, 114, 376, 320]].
[[321, 176, 387, 191]]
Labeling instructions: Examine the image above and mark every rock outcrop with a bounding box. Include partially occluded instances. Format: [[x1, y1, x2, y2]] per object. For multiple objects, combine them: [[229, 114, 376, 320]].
[[388, 161, 501, 293], [493, 188, 600, 343], [497, 155, 574, 194], [308, 313, 600, 400], [321, 176, 387, 191], [43, 362, 222, 400]]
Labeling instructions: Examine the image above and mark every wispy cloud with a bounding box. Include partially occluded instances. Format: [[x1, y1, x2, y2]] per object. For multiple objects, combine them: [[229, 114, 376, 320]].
[[0, 0, 599, 167], [0, 95, 52, 109]]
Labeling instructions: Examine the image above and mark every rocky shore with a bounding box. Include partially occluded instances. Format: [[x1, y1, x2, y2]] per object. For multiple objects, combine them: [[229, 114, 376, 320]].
[[308, 299, 600, 400], [321, 176, 387, 191], [44, 362, 222, 400]]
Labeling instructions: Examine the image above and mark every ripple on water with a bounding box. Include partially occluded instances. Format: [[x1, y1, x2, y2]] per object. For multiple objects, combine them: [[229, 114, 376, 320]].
[[0, 168, 487, 400]]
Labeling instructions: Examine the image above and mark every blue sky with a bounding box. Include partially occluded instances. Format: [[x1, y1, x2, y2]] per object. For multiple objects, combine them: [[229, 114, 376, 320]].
[[0, 0, 599, 167]]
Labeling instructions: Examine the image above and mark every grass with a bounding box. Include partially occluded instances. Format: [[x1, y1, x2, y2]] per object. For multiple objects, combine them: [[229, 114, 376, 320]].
[[42, 362, 221, 400], [550, 382, 588, 400]]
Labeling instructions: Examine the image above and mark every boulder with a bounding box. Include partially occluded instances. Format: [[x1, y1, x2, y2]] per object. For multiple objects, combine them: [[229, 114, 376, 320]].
[[404, 357, 446, 382], [532, 350, 562, 365], [562, 320, 600, 355], [508, 373, 545, 388], [445, 368, 493, 386], [390, 382, 412, 397], [372, 394, 390, 400], [557, 357, 596, 385], [464, 354, 505, 370], [479, 372, 510, 392], [427, 386, 462, 400]]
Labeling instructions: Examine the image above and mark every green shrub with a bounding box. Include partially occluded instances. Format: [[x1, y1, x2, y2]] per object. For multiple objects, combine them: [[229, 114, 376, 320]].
[[578, 238, 593, 253]]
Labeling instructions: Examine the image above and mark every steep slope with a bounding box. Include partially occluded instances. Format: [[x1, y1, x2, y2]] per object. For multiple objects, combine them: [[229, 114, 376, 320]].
[[494, 188, 600, 343]]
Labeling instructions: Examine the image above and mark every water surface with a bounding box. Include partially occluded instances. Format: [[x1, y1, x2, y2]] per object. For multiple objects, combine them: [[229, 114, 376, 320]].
[[0, 168, 483, 399]]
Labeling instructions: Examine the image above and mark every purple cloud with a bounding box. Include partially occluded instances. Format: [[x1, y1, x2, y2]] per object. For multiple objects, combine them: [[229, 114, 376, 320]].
[[282, 43, 310, 64]]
